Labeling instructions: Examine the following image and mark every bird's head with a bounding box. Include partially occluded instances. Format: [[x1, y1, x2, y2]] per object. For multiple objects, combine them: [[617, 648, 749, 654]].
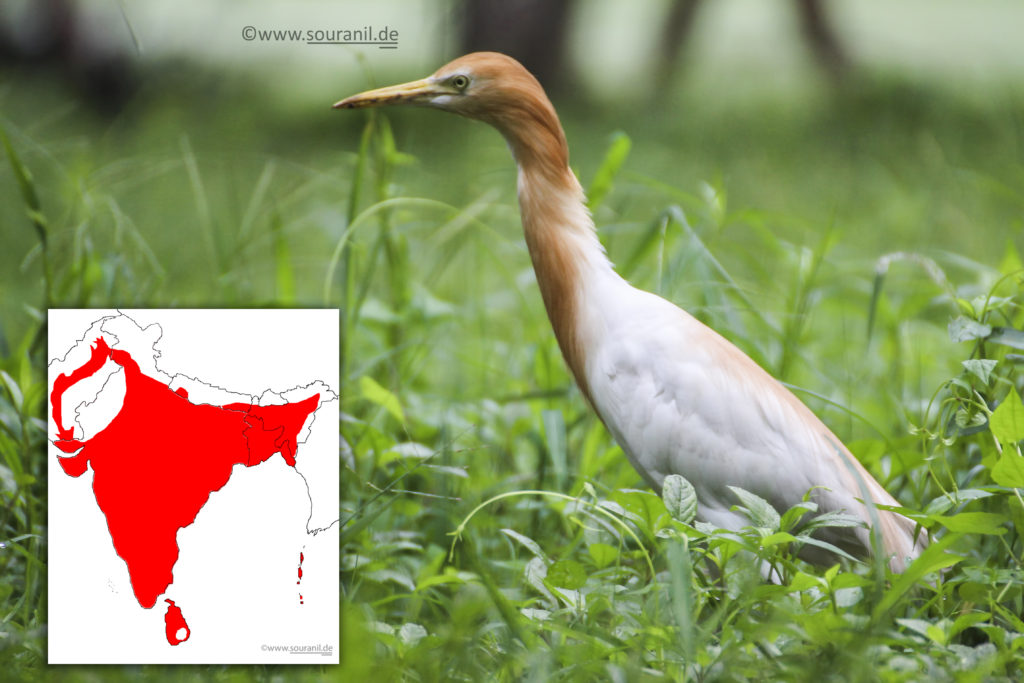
[[335, 52, 568, 173]]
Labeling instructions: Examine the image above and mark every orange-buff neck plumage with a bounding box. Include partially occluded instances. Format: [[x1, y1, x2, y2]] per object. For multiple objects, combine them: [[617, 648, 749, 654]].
[[336, 52, 926, 572]]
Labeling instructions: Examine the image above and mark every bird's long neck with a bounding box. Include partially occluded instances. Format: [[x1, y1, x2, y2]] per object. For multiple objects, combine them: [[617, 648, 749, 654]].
[[503, 117, 618, 404]]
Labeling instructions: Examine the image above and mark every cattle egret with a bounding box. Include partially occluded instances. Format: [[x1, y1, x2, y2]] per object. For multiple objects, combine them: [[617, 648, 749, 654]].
[[335, 52, 925, 571]]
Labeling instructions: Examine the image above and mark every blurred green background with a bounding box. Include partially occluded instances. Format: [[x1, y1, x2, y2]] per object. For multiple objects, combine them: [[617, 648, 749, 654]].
[[2, 0, 1022, 343], [3, 0, 1021, 425], [2, 0, 1024, 677]]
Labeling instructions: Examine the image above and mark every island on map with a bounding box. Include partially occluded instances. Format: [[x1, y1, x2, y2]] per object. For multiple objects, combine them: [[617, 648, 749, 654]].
[[164, 600, 191, 646], [50, 330, 325, 647]]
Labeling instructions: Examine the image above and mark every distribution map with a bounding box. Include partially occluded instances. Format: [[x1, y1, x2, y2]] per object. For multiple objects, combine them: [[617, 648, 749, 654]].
[[47, 309, 340, 664]]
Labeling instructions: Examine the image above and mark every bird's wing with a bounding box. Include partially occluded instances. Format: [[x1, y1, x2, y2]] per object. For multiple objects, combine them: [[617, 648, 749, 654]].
[[584, 288, 923, 568]]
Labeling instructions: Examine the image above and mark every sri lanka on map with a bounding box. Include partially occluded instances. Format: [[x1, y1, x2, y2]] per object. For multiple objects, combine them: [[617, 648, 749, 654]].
[[47, 309, 340, 664]]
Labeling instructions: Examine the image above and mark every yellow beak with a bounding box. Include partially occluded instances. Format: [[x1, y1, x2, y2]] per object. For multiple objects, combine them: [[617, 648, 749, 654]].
[[332, 77, 439, 109]]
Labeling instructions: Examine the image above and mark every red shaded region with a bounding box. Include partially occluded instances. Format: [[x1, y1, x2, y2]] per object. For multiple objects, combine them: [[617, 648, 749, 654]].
[[50, 337, 112, 446], [57, 452, 89, 478], [51, 343, 321, 610], [175, 387, 189, 399], [54, 438, 87, 454], [163, 599, 190, 646], [241, 395, 320, 467], [242, 415, 285, 467]]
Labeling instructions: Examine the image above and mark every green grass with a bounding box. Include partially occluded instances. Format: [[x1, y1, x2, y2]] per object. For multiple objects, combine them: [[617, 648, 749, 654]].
[[2, 63, 1024, 680]]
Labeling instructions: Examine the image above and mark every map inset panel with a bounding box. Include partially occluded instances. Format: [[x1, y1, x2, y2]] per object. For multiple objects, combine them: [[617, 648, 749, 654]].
[[47, 309, 340, 664]]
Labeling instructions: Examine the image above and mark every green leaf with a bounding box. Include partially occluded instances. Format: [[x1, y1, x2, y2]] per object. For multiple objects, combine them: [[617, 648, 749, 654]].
[[955, 297, 976, 318], [524, 557, 555, 603], [950, 612, 991, 638], [542, 409, 567, 491], [586, 131, 631, 212], [831, 572, 873, 589], [800, 509, 865, 533], [728, 486, 781, 531], [789, 571, 824, 592], [666, 540, 696, 662], [935, 512, 1006, 535], [994, 603, 1024, 634], [662, 474, 698, 524], [270, 209, 295, 304], [14, 472, 36, 487], [955, 408, 988, 430], [0, 370, 23, 410], [0, 125, 47, 242], [925, 624, 948, 646], [797, 536, 862, 564], [500, 528, 546, 560], [988, 327, 1024, 351], [924, 488, 995, 516], [991, 452, 1024, 488], [611, 488, 669, 537], [416, 573, 467, 591], [779, 500, 818, 532], [998, 236, 1023, 276], [962, 359, 998, 384], [759, 531, 797, 547], [1010, 495, 1024, 536], [958, 582, 990, 603], [587, 542, 617, 569], [398, 622, 427, 647], [546, 559, 586, 590], [873, 534, 964, 618], [949, 317, 992, 343], [990, 388, 1024, 445], [359, 375, 404, 422]]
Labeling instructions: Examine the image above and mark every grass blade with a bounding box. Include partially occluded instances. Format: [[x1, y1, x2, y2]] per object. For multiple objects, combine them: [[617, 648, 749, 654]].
[[586, 131, 631, 212]]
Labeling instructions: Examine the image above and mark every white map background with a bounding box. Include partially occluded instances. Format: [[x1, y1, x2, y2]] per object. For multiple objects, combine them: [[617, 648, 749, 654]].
[[47, 309, 339, 664]]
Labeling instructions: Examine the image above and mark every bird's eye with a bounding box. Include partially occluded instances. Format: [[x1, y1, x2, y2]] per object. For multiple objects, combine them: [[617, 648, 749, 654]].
[[450, 75, 470, 90]]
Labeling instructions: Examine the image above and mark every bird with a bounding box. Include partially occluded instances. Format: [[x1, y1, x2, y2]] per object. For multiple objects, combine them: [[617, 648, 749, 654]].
[[334, 52, 926, 572]]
